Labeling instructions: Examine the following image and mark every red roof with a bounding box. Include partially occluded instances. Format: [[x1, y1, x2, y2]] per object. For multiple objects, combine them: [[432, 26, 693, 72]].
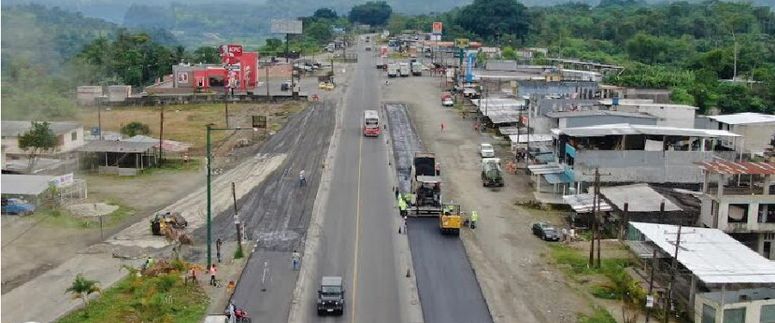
[[696, 161, 775, 175]]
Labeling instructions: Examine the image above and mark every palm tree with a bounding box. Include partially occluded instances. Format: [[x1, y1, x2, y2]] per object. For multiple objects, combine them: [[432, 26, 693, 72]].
[[65, 274, 101, 307]]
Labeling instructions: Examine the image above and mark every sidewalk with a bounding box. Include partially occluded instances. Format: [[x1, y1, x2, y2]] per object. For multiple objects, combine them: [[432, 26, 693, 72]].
[[203, 241, 248, 316]]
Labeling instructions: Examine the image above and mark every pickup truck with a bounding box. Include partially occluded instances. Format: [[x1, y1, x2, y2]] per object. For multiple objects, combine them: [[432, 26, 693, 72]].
[[317, 276, 344, 315]]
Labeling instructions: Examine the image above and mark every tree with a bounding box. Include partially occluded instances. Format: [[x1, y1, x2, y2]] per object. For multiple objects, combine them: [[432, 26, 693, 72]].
[[121, 121, 151, 137], [192, 46, 220, 64], [502, 46, 517, 60], [18, 121, 57, 172], [313, 8, 338, 20], [65, 274, 101, 307], [348, 1, 392, 26], [456, 0, 530, 43]]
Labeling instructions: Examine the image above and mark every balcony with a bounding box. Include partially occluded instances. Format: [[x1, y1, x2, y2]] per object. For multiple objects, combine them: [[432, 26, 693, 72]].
[[726, 222, 775, 233]]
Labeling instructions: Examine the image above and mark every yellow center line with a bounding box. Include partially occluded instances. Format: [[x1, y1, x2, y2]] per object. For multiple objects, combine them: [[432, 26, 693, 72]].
[[351, 114, 364, 323]]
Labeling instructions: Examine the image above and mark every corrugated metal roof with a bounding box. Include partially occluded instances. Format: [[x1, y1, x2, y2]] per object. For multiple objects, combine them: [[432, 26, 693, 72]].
[[545, 110, 656, 119], [508, 134, 554, 143], [599, 183, 681, 212], [1, 174, 55, 195], [528, 164, 564, 175], [78, 140, 157, 153], [707, 112, 775, 125], [630, 222, 775, 284], [555, 123, 741, 138], [696, 161, 775, 175], [563, 194, 613, 213]]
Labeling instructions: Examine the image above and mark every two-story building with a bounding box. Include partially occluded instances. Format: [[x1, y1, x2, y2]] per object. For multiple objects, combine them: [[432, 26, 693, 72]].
[[697, 160, 775, 259], [599, 100, 698, 128], [705, 112, 775, 157], [552, 123, 740, 187]]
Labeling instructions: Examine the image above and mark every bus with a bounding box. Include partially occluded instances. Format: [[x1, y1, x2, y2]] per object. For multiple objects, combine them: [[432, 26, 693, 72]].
[[363, 110, 381, 137]]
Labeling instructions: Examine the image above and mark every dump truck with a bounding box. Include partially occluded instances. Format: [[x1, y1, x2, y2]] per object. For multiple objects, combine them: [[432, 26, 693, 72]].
[[399, 62, 410, 77], [439, 203, 462, 235], [410, 152, 442, 215], [150, 211, 188, 236], [481, 158, 504, 187], [387, 62, 399, 77]]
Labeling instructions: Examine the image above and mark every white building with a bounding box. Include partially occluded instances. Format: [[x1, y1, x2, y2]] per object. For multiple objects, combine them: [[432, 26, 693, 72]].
[[706, 112, 775, 156], [614, 103, 698, 128], [1, 121, 85, 156]]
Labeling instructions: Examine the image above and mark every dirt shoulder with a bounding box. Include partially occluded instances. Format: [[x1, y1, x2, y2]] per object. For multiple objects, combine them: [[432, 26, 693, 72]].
[[383, 75, 592, 323]]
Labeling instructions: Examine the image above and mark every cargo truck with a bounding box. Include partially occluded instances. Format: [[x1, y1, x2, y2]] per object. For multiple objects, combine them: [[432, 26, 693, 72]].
[[481, 158, 504, 187], [411, 62, 423, 76], [399, 62, 410, 77], [387, 62, 399, 77], [410, 152, 442, 215]]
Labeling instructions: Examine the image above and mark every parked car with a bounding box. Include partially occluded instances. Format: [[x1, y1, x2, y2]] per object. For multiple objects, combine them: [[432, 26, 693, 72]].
[[2, 198, 35, 215], [441, 96, 454, 107], [532, 222, 560, 241], [480, 143, 495, 158]]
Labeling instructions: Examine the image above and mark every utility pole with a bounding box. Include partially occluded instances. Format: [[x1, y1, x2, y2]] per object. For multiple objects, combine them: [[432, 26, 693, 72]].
[[159, 105, 164, 166], [97, 104, 103, 140], [589, 167, 601, 268], [206, 124, 213, 268], [265, 64, 270, 97], [664, 225, 683, 323], [645, 248, 657, 322], [232, 182, 242, 247], [595, 169, 602, 268]]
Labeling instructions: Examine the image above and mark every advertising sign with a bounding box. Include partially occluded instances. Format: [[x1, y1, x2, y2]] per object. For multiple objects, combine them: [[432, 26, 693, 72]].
[[455, 38, 469, 48], [432, 21, 443, 34], [252, 116, 267, 129], [271, 19, 303, 34], [49, 173, 74, 188], [220, 44, 243, 65]]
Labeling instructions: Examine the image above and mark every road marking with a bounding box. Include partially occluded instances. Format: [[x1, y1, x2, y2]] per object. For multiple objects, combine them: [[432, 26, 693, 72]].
[[351, 120, 364, 323]]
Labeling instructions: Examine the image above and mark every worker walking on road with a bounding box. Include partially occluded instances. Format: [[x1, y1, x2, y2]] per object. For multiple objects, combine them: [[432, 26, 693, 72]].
[[209, 264, 218, 286], [291, 250, 301, 271], [470, 211, 479, 230], [441, 122, 445, 132], [398, 197, 408, 217], [216, 238, 223, 263], [299, 169, 306, 187]]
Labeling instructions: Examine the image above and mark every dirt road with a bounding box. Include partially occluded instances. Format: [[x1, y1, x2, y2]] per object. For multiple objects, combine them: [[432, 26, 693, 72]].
[[383, 75, 591, 322]]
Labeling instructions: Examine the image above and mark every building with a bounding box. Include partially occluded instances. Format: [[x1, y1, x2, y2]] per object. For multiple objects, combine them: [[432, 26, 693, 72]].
[[552, 123, 740, 185], [546, 110, 657, 129], [697, 161, 775, 259], [705, 113, 775, 156], [78, 140, 158, 176], [1, 121, 85, 156], [626, 222, 775, 322], [602, 101, 699, 128], [1, 174, 54, 206]]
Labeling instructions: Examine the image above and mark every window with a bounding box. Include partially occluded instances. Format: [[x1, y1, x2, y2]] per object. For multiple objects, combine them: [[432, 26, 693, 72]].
[[71, 131, 77, 141], [702, 304, 716, 323], [761, 304, 775, 323], [724, 307, 746, 323]]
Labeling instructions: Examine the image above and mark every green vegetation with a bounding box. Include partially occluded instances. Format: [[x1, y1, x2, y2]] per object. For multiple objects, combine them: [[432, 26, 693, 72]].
[[65, 274, 101, 307], [58, 265, 208, 323], [387, 0, 775, 114], [18, 121, 57, 172], [578, 306, 617, 323], [120, 121, 151, 137], [349, 1, 393, 26]]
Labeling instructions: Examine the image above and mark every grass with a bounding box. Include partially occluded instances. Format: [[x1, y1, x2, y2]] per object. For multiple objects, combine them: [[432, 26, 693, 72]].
[[578, 306, 617, 323], [58, 269, 208, 323], [549, 244, 633, 279], [33, 202, 134, 230]]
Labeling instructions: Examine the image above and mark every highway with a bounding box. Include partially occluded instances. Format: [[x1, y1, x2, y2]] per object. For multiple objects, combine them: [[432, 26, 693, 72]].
[[291, 38, 408, 323]]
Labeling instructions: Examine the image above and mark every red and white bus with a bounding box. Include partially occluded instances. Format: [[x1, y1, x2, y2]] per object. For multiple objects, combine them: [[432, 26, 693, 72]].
[[363, 110, 381, 137]]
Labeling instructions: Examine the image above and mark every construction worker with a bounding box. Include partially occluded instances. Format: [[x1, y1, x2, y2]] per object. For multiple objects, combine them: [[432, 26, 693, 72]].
[[398, 199, 406, 216], [470, 210, 479, 229]]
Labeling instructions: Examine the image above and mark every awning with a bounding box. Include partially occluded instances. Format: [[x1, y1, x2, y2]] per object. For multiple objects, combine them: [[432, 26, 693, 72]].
[[528, 164, 564, 175], [544, 173, 572, 184]]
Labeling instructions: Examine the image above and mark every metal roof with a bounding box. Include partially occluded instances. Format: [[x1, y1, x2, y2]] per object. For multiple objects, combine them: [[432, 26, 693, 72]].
[[599, 183, 681, 212], [707, 112, 775, 125], [545, 110, 656, 119], [528, 164, 564, 175], [1, 121, 82, 137], [629, 222, 775, 284], [563, 194, 613, 213], [498, 126, 522, 135], [78, 140, 157, 153], [544, 173, 572, 184], [554, 123, 741, 138], [696, 161, 775, 175], [509, 134, 554, 143], [1, 174, 55, 195]]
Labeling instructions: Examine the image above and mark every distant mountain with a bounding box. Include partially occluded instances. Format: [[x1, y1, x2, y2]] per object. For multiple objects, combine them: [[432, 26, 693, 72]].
[[521, 0, 773, 8]]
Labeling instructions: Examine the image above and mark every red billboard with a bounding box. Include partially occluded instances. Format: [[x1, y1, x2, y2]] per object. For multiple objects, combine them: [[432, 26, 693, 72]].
[[432, 22, 443, 34]]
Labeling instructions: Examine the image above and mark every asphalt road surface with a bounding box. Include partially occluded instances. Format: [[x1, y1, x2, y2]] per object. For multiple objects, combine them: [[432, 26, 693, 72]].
[[294, 39, 406, 323], [407, 218, 493, 323], [385, 103, 493, 323], [199, 101, 335, 322]]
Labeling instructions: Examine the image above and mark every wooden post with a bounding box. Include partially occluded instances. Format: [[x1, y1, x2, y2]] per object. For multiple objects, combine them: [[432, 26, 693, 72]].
[[159, 105, 164, 166], [621, 203, 629, 240], [665, 225, 683, 323], [645, 248, 657, 322]]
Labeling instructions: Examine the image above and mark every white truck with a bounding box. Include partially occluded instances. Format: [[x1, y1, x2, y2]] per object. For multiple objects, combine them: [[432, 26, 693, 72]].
[[387, 63, 399, 77], [399, 62, 410, 77], [411, 62, 423, 76]]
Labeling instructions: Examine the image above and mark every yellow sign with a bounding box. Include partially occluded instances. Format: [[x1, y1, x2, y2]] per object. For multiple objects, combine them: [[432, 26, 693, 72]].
[[455, 38, 469, 48]]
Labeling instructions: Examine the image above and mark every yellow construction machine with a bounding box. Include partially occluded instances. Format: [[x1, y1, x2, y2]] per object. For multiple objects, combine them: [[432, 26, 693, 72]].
[[439, 204, 462, 235]]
